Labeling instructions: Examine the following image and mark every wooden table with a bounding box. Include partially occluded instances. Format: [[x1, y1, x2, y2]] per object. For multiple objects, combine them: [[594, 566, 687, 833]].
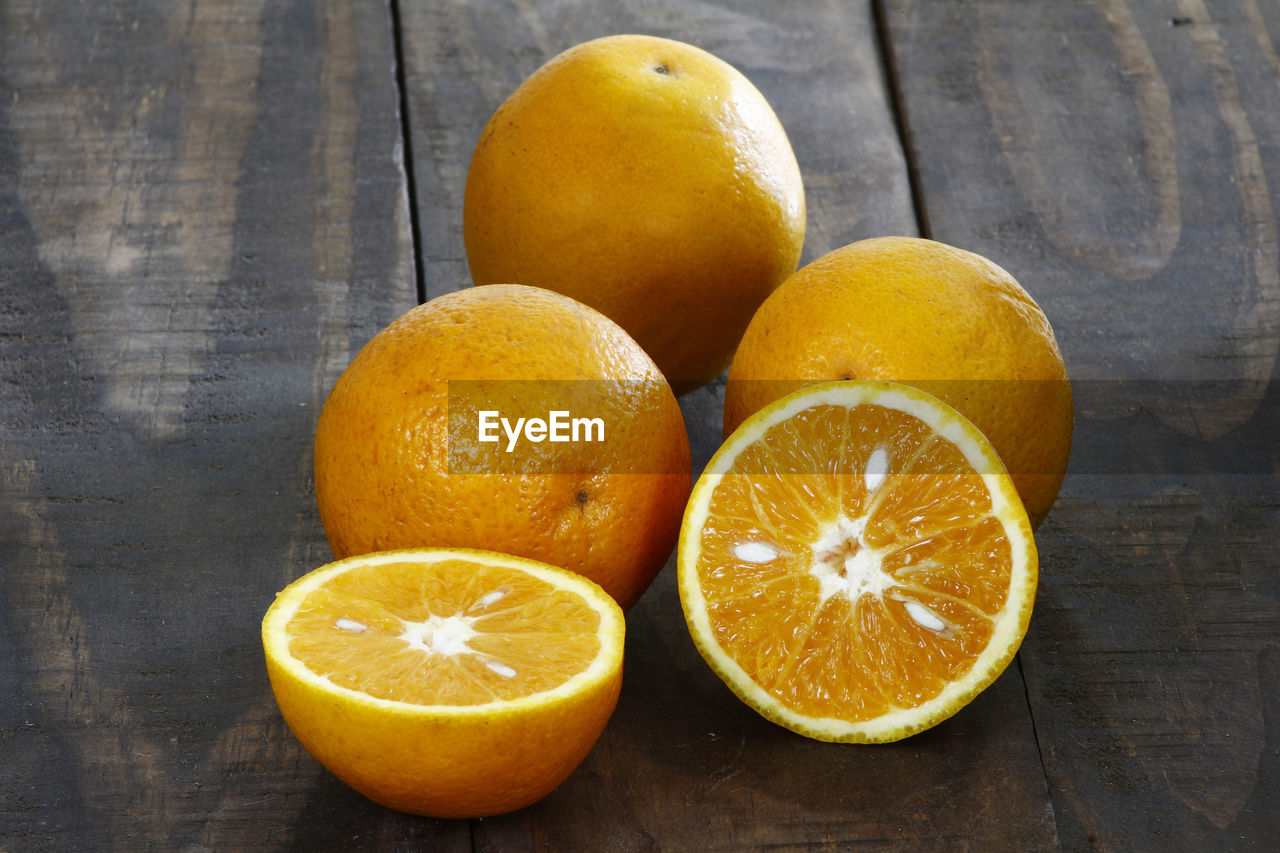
[[3, 1, 1277, 849]]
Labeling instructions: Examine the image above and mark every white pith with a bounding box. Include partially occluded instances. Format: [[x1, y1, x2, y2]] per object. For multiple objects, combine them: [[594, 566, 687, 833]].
[[394, 601, 519, 679], [809, 513, 891, 605]]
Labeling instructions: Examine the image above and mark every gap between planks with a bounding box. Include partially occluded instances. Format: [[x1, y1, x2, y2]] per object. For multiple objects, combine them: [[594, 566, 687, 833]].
[[870, 0, 932, 240], [389, 0, 428, 304]]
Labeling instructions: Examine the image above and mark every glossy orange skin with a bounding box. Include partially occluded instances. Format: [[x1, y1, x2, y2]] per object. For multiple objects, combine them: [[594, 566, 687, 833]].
[[724, 237, 1073, 526], [463, 35, 806, 393]]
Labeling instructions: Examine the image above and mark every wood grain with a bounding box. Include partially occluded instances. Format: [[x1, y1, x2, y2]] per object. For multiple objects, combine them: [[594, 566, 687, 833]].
[[468, 567, 1057, 852], [0, 1, 439, 848], [885, 0, 1280, 848]]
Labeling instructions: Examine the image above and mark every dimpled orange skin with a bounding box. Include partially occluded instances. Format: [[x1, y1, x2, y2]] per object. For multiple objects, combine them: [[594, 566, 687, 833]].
[[463, 34, 806, 393], [723, 237, 1073, 527], [313, 285, 692, 610]]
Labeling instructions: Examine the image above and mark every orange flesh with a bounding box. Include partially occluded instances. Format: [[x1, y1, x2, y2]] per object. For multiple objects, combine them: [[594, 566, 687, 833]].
[[286, 559, 602, 705], [696, 404, 1013, 721]]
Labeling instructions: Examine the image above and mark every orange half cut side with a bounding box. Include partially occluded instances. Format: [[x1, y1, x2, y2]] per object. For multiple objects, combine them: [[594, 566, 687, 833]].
[[678, 380, 1037, 742], [262, 548, 625, 817]]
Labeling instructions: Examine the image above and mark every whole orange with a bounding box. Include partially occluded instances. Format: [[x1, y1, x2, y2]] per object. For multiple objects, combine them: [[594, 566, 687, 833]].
[[723, 237, 1072, 527], [314, 285, 692, 610], [463, 34, 806, 393]]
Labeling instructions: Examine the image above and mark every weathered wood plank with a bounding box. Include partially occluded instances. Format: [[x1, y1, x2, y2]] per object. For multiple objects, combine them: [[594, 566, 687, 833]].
[[400, 2, 1058, 849], [479, 569, 1058, 852], [0, 1, 459, 849], [885, 0, 1280, 848]]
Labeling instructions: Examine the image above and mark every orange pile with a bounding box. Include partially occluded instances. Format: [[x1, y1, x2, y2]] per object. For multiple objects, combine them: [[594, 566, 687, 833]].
[[263, 31, 1075, 823]]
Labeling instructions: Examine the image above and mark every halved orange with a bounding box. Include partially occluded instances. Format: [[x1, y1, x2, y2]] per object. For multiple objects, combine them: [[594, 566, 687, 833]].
[[678, 381, 1037, 742], [262, 548, 625, 817]]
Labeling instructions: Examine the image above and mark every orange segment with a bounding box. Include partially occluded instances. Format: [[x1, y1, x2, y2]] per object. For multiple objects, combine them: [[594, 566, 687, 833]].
[[262, 548, 625, 817], [679, 381, 1037, 743]]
